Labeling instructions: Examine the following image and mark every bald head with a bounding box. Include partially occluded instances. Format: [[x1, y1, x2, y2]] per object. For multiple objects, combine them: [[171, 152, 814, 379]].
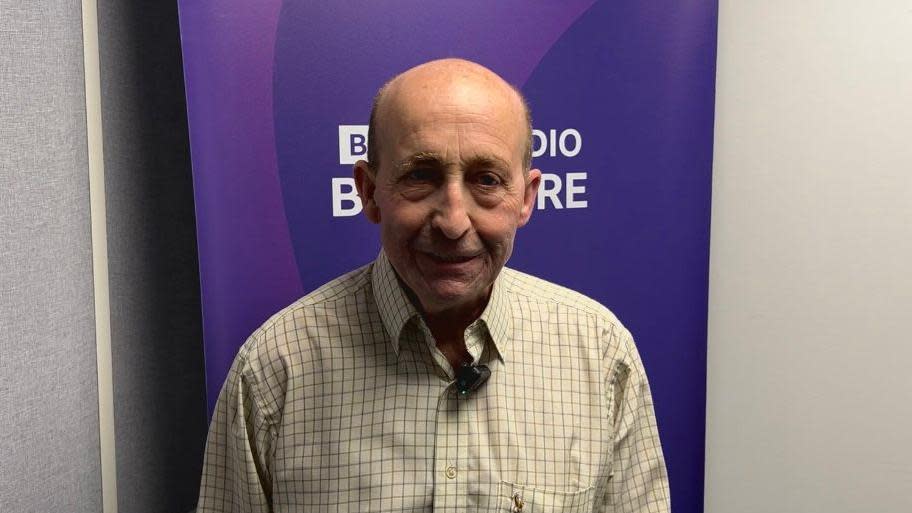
[[366, 59, 533, 172]]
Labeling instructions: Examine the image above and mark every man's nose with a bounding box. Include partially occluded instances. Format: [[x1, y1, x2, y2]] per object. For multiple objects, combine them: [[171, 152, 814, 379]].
[[431, 182, 472, 239]]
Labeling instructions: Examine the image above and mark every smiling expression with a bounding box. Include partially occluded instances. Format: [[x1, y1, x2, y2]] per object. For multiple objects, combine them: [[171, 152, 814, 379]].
[[354, 60, 541, 316]]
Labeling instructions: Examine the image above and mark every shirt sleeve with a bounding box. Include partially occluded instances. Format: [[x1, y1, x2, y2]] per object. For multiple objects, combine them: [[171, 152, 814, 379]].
[[196, 342, 277, 513], [601, 330, 671, 513]]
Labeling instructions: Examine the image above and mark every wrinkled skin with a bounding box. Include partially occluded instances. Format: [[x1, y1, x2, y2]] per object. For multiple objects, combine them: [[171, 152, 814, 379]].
[[354, 59, 541, 326]]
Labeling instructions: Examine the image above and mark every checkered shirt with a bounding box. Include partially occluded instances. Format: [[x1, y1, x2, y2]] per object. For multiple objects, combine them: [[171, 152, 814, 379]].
[[197, 250, 669, 512]]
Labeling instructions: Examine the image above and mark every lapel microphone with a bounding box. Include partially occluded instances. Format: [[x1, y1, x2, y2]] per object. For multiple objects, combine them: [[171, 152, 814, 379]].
[[455, 363, 491, 396]]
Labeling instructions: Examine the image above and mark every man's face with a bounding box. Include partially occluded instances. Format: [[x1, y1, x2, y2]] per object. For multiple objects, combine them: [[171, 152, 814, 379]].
[[355, 69, 540, 315]]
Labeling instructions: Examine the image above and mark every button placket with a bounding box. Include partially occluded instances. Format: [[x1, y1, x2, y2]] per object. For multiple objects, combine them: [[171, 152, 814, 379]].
[[433, 379, 476, 511], [433, 384, 459, 510]]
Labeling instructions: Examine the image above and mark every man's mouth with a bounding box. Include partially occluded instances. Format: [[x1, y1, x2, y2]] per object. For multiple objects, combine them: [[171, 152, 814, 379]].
[[420, 251, 482, 264]]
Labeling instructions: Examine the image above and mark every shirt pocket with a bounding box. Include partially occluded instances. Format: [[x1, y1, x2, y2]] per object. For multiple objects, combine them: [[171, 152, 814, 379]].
[[498, 482, 595, 513]]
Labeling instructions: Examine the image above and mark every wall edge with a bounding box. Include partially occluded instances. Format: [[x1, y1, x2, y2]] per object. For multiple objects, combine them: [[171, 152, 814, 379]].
[[82, 0, 118, 511]]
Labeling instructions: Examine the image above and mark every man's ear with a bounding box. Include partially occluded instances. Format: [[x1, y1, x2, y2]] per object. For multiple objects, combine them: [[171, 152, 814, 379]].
[[518, 168, 541, 227], [353, 160, 381, 223]]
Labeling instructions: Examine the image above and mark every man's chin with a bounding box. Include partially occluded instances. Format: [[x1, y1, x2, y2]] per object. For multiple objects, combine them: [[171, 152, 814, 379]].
[[416, 280, 488, 315]]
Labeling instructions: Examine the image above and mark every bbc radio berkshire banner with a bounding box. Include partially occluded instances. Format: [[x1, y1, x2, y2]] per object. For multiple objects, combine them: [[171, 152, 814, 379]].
[[178, 1, 717, 511]]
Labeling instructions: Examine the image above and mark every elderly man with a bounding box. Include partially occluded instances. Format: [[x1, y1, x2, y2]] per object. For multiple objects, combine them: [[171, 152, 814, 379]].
[[197, 59, 669, 513]]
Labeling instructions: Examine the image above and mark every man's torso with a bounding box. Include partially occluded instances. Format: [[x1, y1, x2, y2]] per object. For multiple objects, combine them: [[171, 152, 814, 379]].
[[232, 255, 639, 512]]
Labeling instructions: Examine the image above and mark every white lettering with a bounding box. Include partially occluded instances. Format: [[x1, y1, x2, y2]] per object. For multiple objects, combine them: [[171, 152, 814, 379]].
[[530, 128, 582, 158], [330, 172, 587, 215], [537, 173, 564, 210], [565, 172, 588, 208], [338, 125, 369, 165], [531, 129, 547, 158], [331, 177, 362, 217], [558, 129, 582, 157]]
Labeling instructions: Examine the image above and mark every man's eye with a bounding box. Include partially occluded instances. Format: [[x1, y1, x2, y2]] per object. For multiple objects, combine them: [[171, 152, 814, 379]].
[[404, 168, 434, 182], [477, 173, 502, 187]]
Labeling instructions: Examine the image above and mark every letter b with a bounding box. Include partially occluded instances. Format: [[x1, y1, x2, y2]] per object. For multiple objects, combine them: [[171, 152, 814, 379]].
[[332, 177, 362, 217], [338, 125, 369, 164], [349, 134, 367, 157]]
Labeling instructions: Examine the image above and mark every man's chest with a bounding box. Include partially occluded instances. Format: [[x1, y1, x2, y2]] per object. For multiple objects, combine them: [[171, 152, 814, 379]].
[[270, 342, 615, 512]]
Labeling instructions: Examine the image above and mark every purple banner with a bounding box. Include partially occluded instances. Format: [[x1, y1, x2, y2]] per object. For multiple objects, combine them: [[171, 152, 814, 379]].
[[178, 2, 717, 511]]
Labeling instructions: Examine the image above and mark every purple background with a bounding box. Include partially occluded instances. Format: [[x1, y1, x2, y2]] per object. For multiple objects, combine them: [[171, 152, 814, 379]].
[[178, 2, 717, 511]]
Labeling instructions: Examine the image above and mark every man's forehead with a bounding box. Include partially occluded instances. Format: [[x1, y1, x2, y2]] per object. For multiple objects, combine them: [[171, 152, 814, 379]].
[[378, 60, 524, 126]]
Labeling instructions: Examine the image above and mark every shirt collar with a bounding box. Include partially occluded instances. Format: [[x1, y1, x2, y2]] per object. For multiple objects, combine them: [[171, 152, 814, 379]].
[[477, 269, 512, 363], [372, 250, 419, 357], [371, 249, 513, 361]]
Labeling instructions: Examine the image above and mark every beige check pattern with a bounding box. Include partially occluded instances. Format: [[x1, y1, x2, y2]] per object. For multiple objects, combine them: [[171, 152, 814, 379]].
[[197, 251, 669, 513]]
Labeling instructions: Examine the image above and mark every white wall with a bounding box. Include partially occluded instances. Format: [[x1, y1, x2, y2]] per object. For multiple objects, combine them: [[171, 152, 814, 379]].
[[706, 1, 912, 512]]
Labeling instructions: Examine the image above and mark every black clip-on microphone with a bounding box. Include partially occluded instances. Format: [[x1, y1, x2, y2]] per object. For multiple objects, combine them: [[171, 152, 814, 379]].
[[455, 363, 491, 396]]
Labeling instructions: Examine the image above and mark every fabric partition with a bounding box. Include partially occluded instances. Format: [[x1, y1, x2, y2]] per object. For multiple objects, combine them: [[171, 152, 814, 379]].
[[177, 2, 718, 511]]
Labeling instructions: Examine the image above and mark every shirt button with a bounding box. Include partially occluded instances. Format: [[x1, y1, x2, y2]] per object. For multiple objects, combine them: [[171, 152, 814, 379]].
[[445, 466, 457, 479]]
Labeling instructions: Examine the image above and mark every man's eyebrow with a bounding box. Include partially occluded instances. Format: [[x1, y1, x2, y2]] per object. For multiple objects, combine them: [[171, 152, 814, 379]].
[[394, 153, 512, 173], [395, 152, 445, 173], [464, 155, 511, 171]]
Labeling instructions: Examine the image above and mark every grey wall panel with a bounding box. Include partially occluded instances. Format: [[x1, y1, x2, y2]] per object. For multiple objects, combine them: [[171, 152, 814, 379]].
[[706, 1, 912, 512], [0, 2, 103, 513], [96, 1, 208, 512]]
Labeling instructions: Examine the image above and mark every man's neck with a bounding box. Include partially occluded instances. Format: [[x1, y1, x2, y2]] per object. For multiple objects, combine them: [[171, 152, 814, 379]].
[[425, 319, 472, 371], [421, 296, 489, 370], [391, 268, 492, 369]]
